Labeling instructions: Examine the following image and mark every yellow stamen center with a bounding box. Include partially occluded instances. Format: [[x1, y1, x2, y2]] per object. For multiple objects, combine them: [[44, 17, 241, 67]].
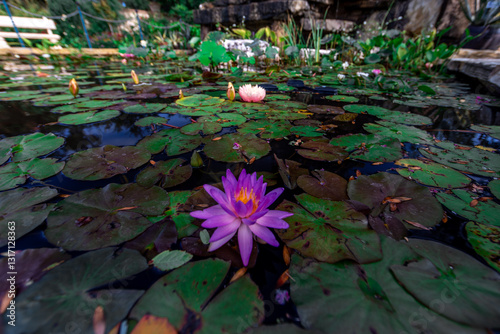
[[235, 188, 259, 214]]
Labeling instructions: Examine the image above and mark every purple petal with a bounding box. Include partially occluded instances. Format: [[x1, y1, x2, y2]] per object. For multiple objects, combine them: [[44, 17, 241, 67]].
[[256, 216, 289, 229], [249, 224, 279, 247], [204, 184, 229, 204], [201, 214, 238, 228], [262, 210, 294, 219], [190, 205, 226, 219], [257, 188, 284, 210], [247, 209, 269, 221], [208, 231, 236, 252], [238, 224, 253, 266], [210, 218, 241, 242], [234, 200, 250, 218]]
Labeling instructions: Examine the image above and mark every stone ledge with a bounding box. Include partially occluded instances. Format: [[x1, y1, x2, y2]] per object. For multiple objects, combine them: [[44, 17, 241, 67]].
[[0, 47, 118, 56]]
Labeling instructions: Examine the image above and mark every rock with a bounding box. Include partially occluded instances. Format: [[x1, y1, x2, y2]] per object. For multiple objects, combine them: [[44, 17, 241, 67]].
[[301, 18, 355, 32], [404, 0, 445, 35], [436, 0, 470, 41], [289, 0, 310, 14]]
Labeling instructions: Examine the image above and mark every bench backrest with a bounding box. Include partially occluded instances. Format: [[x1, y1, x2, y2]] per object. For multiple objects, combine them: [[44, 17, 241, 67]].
[[0, 15, 57, 30]]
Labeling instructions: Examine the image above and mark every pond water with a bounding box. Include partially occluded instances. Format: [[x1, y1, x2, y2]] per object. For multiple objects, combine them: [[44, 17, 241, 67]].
[[1, 58, 499, 334]]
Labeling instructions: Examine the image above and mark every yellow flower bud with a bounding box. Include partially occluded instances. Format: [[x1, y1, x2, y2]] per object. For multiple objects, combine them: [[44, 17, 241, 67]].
[[131, 70, 139, 85], [227, 82, 236, 102], [179, 90, 184, 99], [122, 83, 127, 92], [190, 150, 204, 168], [69, 78, 79, 98]]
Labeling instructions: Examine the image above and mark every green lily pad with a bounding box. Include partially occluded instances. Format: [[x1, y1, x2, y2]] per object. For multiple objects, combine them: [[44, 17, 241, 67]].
[[391, 239, 500, 328], [343, 104, 432, 125], [73, 99, 125, 110], [0, 158, 64, 191], [198, 113, 247, 127], [10, 247, 147, 334], [330, 134, 402, 162], [0, 132, 65, 164], [181, 121, 222, 135], [58, 109, 120, 125], [161, 190, 198, 238], [325, 95, 359, 103], [137, 158, 192, 189], [264, 94, 291, 101], [150, 250, 193, 271], [176, 94, 224, 107], [296, 170, 348, 201], [63, 145, 151, 181], [204, 133, 271, 163], [276, 193, 381, 263], [395, 159, 471, 188], [45, 183, 168, 250], [130, 259, 264, 333], [364, 121, 433, 144], [123, 103, 167, 114], [0, 187, 57, 247], [290, 236, 482, 334], [489, 179, 500, 199], [297, 141, 348, 162], [266, 100, 307, 111], [290, 125, 323, 137], [238, 120, 291, 139], [466, 221, 500, 272], [134, 116, 169, 127], [348, 172, 443, 230], [275, 155, 309, 190], [419, 141, 500, 177], [471, 124, 500, 140], [436, 189, 500, 227], [344, 104, 392, 116]]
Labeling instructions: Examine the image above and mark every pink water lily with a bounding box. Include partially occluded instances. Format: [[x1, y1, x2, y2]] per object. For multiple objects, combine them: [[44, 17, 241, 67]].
[[190, 169, 292, 266], [239, 84, 266, 103]]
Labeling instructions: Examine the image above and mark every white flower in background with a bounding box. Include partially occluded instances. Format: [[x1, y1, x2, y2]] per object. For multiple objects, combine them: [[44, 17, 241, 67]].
[[342, 61, 349, 70], [140, 40, 148, 47], [42, 54, 51, 58], [356, 72, 369, 78], [337, 74, 346, 81]]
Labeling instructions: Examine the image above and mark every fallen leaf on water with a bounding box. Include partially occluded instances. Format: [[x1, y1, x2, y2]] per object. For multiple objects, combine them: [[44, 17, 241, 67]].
[[404, 220, 431, 230], [230, 267, 247, 283], [283, 245, 291, 266], [470, 199, 478, 207], [276, 269, 290, 288], [131, 314, 177, 334]]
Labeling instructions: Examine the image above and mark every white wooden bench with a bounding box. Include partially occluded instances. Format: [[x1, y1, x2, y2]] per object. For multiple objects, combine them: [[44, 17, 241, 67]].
[[0, 15, 60, 48]]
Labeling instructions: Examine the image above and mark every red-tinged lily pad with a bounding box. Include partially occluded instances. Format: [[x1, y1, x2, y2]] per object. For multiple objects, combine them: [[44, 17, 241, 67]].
[[276, 193, 381, 263], [466, 221, 500, 273], [391, 239, 500, 328], [275, 155, 309, 190], [330, 134, 402, 162], [297, 170, 348, 201], [0, 187, 57, 247], [204, 133, 271, 163], [395, 159, 471, 188], [130, 259, 264, 333], [290, 236, 482, 334], [297, 141, 348, 162], [348, 172, 443, 230], [63, 145, 150, 181], [0, 158, 64, 191], [307, 105, 344, 115], [137, 158, 192, 189], [10, 248, 147, 334], [0, 132, 65, 164], [123, 103, 167, 114], [436, 189, 500, 227], [45, 183, 168, 250]]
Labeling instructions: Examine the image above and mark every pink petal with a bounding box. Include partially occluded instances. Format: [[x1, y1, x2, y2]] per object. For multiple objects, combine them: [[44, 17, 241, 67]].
[[208, 231, 236, 252], [201, 214, 238, 228], [238, 224, 254, 266], [249, 224, 279, 247], [210, 218, 241, 242]]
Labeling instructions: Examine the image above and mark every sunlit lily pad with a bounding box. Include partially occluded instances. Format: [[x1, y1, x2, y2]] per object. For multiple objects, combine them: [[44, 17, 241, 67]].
[[276, 193, 381, 263], [466, 221, 500, 272], [436, 189, 500, 227], [130, 259, 264, 333], [0, 132, 65, 164], [134, 116, 168, 127], [176, 94, 224, 107], [391, 239, 500, 328], [45, 183, 168, 250], [419, 141, 500, 177], [395, 159, 471, 188], [364, 121, 433, 144], [63, 145, 150, 181], [296, 170, 348, 201], [290, 236, 482, 334], [348, 172, 443, 230], [10, 247, 147, 334], [297, 142, 348, 162], [330, 134, 402, 162], [0, 187, 57, 247], [238, 120, 292, 139], [137, 158, 192, 189], [58, 109, 120, 125], [204, 133, 271, 163], [0, 158, 64, 191], [123, 103, 167, 114]]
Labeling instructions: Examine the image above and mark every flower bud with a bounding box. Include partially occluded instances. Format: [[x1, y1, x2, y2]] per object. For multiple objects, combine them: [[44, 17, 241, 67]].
[[227, 82, 236, 101], [190, 150, 204, 168], [131, 70, 139, 85], [69, 78, 79, 98], [179, 90, 184, 99]]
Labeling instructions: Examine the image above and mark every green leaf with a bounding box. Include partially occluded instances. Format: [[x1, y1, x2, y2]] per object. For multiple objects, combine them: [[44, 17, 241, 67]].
[[418, 85, 436, 95], [330, 134, 402, 162], [0, 158, 64, 191], [58, 109, 120, 125], [297, 141, 348, 162], [0, 132, 64, 164], [204, 133, 271, 163], [137, 158, 192, 189], [466, 221, 500, 273], [150, 250, 193, 271], [395, 159, 471, 188]]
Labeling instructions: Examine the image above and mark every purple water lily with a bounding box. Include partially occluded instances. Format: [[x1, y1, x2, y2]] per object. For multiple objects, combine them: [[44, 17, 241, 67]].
[[190, 169, 293, 266]]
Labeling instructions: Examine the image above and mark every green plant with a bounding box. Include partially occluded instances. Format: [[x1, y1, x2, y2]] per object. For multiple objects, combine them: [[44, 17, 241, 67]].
[[460, 0, 500, 25], [195, 41, 231, 71]]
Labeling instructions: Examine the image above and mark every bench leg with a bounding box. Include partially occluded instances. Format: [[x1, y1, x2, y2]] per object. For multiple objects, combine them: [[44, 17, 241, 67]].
[[0, 37, 10, 48]]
